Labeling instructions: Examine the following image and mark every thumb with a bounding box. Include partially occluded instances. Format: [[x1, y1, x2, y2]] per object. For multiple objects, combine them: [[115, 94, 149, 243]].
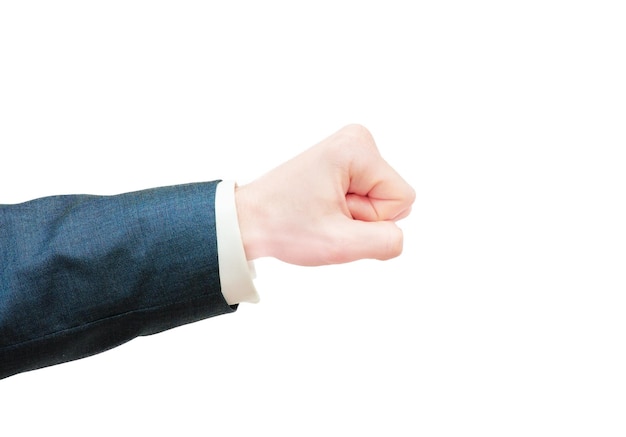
[[329, 218, 404, 263]]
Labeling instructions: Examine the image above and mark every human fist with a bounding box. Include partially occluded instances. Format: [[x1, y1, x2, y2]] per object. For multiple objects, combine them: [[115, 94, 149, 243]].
[[235, 124, 415, 266]]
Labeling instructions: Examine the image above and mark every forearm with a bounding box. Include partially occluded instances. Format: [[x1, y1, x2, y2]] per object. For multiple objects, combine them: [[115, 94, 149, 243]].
[[0, 181, 235, 379]]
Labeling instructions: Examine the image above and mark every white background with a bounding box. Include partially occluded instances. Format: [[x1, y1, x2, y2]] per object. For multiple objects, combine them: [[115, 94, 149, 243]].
[[1, 1, 625, 435]]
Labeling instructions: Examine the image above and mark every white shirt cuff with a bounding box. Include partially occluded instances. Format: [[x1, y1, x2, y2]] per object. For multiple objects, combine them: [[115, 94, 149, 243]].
[[214, 180, 260, 305]]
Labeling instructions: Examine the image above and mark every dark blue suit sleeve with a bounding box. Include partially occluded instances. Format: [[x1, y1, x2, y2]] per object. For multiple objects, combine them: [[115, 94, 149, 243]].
[[0, 181, 236, 379]]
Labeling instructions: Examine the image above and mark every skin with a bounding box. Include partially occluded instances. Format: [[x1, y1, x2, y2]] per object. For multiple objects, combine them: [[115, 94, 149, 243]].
[[235, 124, 416, 266]]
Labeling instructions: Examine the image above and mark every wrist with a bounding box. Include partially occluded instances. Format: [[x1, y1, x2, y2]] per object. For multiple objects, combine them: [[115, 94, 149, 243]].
[[234, 183, 269, 261]]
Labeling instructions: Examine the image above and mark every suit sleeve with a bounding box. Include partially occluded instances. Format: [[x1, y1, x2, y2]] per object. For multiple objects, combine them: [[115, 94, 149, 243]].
[[0, 181, 236, 379]]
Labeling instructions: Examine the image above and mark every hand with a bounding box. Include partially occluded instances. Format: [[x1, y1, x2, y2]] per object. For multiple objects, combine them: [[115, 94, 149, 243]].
[[235, 124, 415, 266]]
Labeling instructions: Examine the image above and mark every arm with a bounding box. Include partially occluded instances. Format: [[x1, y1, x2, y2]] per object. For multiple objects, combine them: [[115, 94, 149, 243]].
[[0, 182, 234, 379], [0, 124, 415, 379]]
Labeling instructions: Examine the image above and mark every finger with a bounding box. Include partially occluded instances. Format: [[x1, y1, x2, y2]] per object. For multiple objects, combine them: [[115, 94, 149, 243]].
[[346, 150, 416, 218], [327, 218, 404, 263], [346, 193, 413, 222], [391, 205, 412, 221]]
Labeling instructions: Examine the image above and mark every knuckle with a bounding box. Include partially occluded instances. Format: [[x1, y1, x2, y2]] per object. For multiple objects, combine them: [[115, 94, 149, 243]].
[[344, 123, 372, 138], [340, 124, 376, 148], [406, 185, 417, 204]]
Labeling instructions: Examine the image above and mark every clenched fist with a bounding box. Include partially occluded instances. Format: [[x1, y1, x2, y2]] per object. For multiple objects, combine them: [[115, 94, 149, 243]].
[[235, 125, 415, 266]]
